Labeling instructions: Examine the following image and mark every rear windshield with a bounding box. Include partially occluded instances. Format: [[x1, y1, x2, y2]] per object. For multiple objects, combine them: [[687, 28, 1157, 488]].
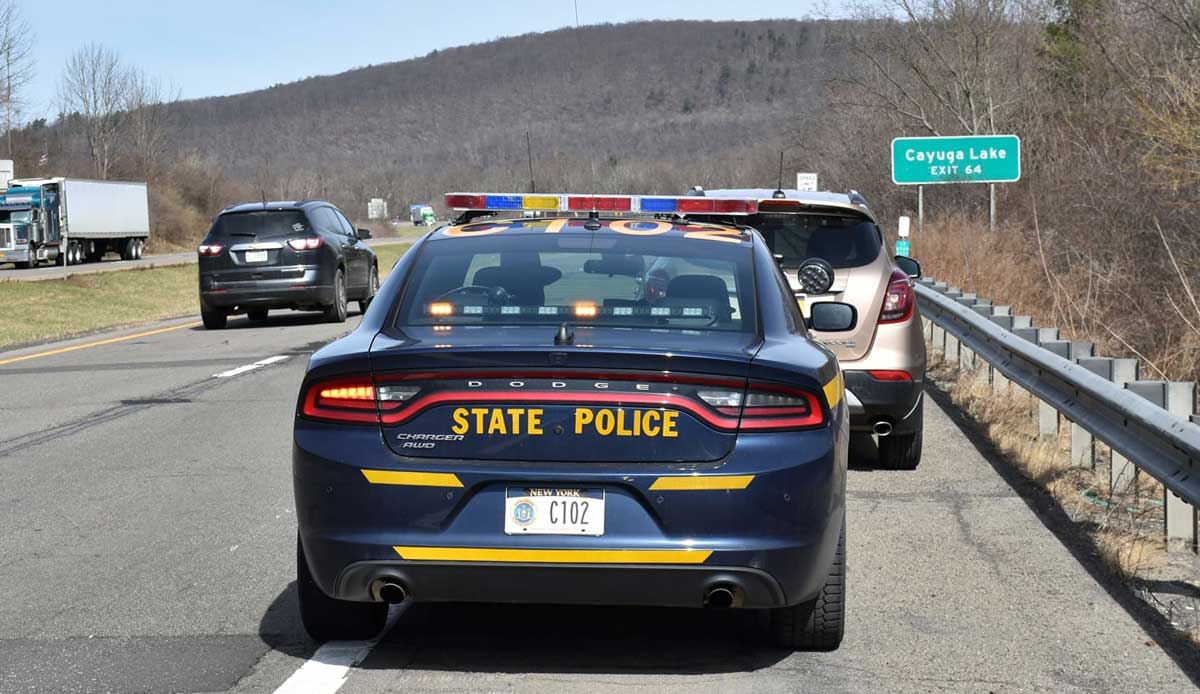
[[399, 233, 757, 333], [751, 214, 881, 268], [207, 210, 308, 239]]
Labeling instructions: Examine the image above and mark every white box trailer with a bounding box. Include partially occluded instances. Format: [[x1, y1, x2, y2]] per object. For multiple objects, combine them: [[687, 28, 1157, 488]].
[[0, 177, 151, 269]]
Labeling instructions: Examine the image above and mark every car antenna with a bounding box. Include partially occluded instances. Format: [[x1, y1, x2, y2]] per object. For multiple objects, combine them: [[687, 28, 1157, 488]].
[[260, 190, 268, 209], [773, 151, 786, 199], [526, 130, 536, 194], [554, 322, 574, 345]]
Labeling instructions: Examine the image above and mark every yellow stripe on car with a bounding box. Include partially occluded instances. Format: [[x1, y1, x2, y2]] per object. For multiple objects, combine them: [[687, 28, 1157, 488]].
[[393, 546, 713, 564], [361, 470, 464, 487], [648, 475, 755, 491], [823, 371, 844, 409]]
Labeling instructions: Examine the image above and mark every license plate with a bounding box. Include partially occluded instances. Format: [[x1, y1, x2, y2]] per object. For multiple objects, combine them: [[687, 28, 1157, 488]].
[[505, 487, 604, 536], [244, 250, 268, 263]]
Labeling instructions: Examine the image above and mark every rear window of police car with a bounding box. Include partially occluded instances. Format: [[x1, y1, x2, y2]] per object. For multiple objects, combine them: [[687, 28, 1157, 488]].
[[752, 213, 882, 269], [399, 233, 757, 333]]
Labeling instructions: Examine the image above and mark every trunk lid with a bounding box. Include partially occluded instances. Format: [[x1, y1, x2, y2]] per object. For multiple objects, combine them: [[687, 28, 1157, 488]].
[[788, 251, 889, 361], [370, 327, 758, 463]]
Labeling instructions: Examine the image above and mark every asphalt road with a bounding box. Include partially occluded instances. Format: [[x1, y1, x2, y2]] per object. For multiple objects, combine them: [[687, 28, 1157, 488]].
[[0, 234, 422, 282], [0, 312, 1197, 693]]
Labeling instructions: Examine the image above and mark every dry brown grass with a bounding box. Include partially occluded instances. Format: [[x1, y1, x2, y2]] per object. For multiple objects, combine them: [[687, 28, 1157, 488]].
[[916, 215, 1200, 384]]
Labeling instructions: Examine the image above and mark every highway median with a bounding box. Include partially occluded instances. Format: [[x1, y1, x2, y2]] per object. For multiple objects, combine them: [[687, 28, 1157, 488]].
[[0, 243, 409, 351]]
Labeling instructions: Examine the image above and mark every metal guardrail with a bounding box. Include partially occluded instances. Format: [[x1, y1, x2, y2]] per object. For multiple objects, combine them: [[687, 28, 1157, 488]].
[[915, 280, 1200, 547]]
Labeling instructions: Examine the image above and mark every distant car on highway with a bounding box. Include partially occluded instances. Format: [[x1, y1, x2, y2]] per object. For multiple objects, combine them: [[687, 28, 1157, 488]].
[[196, 200, 378, 329], [292, 192, 854, 650], [687, 188, 927, 470]]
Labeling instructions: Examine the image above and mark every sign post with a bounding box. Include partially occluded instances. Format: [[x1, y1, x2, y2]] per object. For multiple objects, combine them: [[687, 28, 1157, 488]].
[[891, 135, 1020, 231]]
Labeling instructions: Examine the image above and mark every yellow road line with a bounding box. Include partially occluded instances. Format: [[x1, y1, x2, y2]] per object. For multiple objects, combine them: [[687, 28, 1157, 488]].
[[393, 546, 713, 564], [0, 321, 202, 367], [648, 475, 755, 491], [361, 470, 464, 487]]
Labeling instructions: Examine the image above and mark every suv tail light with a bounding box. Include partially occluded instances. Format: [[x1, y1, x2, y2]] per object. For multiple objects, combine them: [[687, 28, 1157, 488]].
[[288, 237, 324, 251], [879, 270, 915, 323], [197, 243, 224, 257], [300, 375, 419, 424]]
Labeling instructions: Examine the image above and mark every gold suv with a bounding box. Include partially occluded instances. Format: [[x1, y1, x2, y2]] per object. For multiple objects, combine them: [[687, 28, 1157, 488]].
[[688, 188, 926, 469]]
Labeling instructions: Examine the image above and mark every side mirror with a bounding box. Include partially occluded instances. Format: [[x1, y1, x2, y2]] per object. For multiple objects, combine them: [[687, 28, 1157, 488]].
[[356, 228, 373, 240], [808, 301, 857, 332], [894, 255, 921, 278]]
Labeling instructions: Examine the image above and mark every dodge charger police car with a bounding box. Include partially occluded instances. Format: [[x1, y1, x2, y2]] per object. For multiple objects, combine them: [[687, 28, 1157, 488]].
[[293, 192, 855, 650]]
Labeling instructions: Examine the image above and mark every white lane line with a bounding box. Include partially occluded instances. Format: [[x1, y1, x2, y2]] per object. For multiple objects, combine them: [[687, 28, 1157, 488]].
[[271, 640, 373, 694], [213, 355, 289, 378], [272, 606, 404, 694]]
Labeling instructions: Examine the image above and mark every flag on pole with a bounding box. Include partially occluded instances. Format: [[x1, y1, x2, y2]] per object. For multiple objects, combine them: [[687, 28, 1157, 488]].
[[38, 149, 47, 166]]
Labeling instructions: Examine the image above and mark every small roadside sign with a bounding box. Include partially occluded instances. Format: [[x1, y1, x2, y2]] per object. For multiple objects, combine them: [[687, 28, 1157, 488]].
[[796, 173, 818, 191], [891, 135, 1020, 185]]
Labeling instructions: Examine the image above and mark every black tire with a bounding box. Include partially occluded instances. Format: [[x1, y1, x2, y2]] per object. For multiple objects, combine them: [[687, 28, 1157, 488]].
[[771, 520, 845, 651], [324, 268, 348, 323], [358, 265, 378, 314], [878, 406, 923, 470], [297, 534, 387, 642], [201, 306, 227, 330], [247, 309, 269, 323], [120, 238, 136, 261], [15, 259, 33, 269]]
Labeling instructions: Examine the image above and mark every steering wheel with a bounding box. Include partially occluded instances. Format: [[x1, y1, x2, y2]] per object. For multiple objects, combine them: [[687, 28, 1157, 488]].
[[435, 284, 511, 305]]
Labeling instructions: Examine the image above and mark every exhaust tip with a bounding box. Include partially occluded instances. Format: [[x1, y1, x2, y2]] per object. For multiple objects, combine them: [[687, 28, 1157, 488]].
[[371, 579, 409, 604], [872, 419, 893, 437], [704, 584, 740, 608]]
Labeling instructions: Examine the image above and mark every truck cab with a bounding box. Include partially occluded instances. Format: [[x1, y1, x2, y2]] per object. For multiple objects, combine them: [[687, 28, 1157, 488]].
[[0, 183, 61, 269]]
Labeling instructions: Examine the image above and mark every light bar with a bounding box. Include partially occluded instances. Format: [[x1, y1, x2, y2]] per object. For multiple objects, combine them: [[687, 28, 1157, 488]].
[[444, 193, 758, 215]]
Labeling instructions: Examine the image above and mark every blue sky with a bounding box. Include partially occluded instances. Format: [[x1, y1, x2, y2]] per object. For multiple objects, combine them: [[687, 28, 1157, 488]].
[[24, 0, 824, 120]]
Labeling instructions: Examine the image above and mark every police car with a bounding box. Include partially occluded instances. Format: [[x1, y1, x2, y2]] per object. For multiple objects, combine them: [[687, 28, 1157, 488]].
[[293, 193, 855, 650]]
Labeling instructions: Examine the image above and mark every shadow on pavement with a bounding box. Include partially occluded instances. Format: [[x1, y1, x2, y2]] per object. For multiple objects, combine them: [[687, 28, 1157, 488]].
[[257, 581, 318, 660], [924, 383, 1200, 687], [360, 602, 790, 675]]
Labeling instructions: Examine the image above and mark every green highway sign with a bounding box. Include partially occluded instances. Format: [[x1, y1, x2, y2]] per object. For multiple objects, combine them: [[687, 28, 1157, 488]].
[[891, 135, 1020, 185]]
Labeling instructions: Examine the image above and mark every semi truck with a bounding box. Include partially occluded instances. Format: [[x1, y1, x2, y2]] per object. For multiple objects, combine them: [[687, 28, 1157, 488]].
[[408, 203, 436, 226], [0, 178, 151, 269]]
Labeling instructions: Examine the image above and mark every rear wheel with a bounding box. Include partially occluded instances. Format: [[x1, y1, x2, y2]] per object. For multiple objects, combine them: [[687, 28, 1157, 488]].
[[120, 238, 136, 261], [771, 520, 845, 651], [324, 268, 348, 323], [297, 534, 387, 642], [358, 265, 378, 314], [201, 306, 227, 330], [133, 239, 144, 259], [878, 406, 923, 470], [247, 309, 269, 323]]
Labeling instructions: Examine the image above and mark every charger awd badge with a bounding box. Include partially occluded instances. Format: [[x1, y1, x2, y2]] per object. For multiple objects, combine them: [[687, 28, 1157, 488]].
[[395, 432, 464, 449]]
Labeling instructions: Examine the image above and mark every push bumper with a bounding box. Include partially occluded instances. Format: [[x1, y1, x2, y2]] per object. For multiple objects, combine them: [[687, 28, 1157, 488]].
[[294, 417, 849, 609]]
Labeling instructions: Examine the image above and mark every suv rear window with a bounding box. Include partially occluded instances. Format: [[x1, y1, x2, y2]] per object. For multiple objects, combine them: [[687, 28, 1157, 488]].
[[751, 213, 882, 269], [207, 210, 309, 239], [399, 233, 756, 333]]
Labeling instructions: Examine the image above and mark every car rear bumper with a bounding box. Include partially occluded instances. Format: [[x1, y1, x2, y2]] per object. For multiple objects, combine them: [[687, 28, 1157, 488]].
[[842, 370, 923, 435], [293, 414, 849, 609], [200, 265, 332, 310]]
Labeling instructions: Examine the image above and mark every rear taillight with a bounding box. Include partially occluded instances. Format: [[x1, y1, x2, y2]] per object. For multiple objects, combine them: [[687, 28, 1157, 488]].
[[736, 383, 824, 431], [197, 243, 223, 257], [301, 376, 421, 424], [879, 270, 915, 323], [288, 237, 323, 251]]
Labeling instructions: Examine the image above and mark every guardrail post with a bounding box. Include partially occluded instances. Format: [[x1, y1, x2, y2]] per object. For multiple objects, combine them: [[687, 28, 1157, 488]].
[[988, 314, 1015, 394], [1123, 382, 1166, 498], [1037, 338, 1070, 438], [1067, 343, 1096, 467], [1109, 359, 1139, 495], [1165, 382, 1197, 550]]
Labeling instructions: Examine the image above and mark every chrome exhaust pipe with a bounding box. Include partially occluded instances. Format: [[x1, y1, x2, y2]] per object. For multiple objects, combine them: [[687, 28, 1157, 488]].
[[704, 585, 736, 608], [872, 420, 893, 437], [371, 579, 409, 604]]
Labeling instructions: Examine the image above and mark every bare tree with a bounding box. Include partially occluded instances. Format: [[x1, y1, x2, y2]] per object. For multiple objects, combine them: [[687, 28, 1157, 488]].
[[0, 1, 33, 158], [123, 68, 179, 178], [58, 43, 128, 179]]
